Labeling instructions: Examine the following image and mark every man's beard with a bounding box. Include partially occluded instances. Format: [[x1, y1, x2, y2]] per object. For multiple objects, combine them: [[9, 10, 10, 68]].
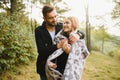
[[47, 21, 57, 27]]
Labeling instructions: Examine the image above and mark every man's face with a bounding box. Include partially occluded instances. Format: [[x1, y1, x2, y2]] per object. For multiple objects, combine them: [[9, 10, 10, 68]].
[[44, 10, 57, 27]]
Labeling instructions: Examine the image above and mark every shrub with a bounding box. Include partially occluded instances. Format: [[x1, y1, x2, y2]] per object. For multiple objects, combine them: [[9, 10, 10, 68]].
[[0, 14, 36, 74]]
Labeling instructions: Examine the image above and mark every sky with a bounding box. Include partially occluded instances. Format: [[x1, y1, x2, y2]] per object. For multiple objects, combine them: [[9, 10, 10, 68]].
[[63, 0, 120, 36], [63, 0, 115, 25], [27, 0, 120, 36]]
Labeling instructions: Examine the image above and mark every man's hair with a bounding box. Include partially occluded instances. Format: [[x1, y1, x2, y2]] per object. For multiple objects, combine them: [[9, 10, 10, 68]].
[[42, 5, 55, 17]]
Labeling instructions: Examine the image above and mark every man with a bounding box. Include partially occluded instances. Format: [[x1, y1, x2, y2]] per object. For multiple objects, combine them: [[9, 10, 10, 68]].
[[35, 5, 84, 80]]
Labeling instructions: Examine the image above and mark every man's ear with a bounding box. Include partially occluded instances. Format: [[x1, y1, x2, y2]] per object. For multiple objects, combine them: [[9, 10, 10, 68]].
[[43, 17, 45, 21]]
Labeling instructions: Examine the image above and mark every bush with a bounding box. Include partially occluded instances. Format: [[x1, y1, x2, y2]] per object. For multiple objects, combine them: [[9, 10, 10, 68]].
[[0, 14, 36, 74], [108, 51, 114, 57]]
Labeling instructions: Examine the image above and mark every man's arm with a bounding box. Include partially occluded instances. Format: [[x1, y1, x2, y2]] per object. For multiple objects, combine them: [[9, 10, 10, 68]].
[[68, 30, 85, 44], [77, 30, 85, 39]]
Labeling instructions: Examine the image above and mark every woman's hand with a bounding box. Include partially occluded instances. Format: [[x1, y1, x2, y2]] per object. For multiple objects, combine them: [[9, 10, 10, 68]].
[[62, 40, 71, 54]]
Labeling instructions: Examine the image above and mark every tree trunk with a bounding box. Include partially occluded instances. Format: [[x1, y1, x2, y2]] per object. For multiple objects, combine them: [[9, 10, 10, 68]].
[[10, 0, 17, 14], [85, 0, 91, 51], [101, 38, 104, 53]]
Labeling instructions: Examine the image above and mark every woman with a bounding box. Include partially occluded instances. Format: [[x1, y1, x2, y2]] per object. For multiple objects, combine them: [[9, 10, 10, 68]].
[[45, 16, 89, 80]]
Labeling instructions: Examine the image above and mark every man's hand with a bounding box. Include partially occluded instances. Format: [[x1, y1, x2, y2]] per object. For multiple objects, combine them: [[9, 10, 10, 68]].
[[69, 32, 80, 44], [57, 39, 71, 54], [57, 39, 67, 49], [48, 61, 57, 69]]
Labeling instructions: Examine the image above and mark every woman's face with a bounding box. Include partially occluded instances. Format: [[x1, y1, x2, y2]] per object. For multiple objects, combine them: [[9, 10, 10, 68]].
[[63, 19, 73, 33]]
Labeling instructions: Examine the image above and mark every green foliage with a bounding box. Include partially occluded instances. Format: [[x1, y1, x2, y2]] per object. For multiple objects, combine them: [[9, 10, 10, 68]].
[[111, 2, 120, 18], [90, 25, 119, 54], [108, 51, 114, 57], [39, 0, 71, 21], [91, 26, 109, 52], [108, 47, 120, 60], [0, 13, 36, 74]]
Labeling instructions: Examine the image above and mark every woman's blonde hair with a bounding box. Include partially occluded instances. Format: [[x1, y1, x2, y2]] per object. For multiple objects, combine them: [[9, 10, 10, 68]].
[[66, 16, 79, 30]]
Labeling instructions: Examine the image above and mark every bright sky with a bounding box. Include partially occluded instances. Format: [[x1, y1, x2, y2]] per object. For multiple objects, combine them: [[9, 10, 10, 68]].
[[29, 0, 115, 23], [63, 0, 115, 24], [63, 0, 120, 36], [28, 0, 120, 36]]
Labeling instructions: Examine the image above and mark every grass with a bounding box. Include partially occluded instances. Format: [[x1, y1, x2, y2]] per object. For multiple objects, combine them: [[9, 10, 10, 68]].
[[1, 51, 120, 80], [0, 61, 39, 80], [82, 51, 120, 80]]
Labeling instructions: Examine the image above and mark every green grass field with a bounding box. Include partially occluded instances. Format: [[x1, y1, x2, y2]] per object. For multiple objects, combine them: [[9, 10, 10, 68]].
[[1, 51, 120, 80], [82, 51, 120, 80]]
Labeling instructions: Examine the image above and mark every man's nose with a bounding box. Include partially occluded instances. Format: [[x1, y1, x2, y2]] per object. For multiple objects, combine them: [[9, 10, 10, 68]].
[[53, 17, 57, 21]]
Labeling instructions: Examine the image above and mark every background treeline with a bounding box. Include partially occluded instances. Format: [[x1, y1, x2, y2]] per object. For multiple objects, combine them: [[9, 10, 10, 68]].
[[0, 0, 37, 74]]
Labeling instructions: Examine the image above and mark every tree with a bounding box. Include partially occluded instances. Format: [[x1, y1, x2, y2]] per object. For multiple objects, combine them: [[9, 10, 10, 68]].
[[111, 0, 120, 18], [25, 0, 70, 32], [92, 25, 112, 53], [0, 0, 25, 16], [39, 0, 71, 21], [85, 0, 91, 51], [111, 0, 120, 29], [0, 0, 36, 73]]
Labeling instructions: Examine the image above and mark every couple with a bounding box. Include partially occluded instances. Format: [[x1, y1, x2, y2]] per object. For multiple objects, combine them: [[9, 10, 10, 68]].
[[35, 5, 89, 80]]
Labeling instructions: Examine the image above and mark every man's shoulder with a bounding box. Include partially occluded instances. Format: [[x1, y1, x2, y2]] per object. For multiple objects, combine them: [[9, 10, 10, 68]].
[[56, 22, 63, 30], [35, 25, 41, 30], [35, 21, 45, 30], [57, 22, 62, 27], [35, 25, 43, 33], [35, 25, 42, 30], [77, 30, 85, 39]]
